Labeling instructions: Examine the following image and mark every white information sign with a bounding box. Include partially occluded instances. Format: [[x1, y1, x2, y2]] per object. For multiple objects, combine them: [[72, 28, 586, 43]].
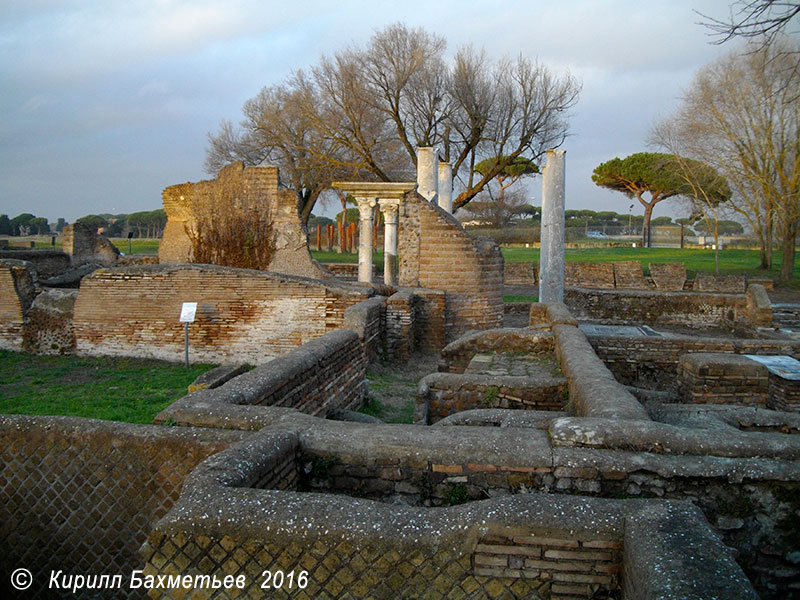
[[179, 302, 198, 323]]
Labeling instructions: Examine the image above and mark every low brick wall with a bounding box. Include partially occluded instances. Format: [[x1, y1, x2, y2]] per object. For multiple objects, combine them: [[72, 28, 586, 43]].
[[73, 264, 373, 364], [343, 296, 385, 362], [587, 333, 800, 388], [441, 328, 555, 374], [0, 249, 70, 278], [504, 261, 537, 285], [678, 353, 770, 406], [324, 262, 375, 280], [155, 329, 367, 425], [0, 416, 248, 600], [140, 423, 758, 600], [565, 287, 752, 329], [416, 372, 568, 424], [552, 320, 651, 422]]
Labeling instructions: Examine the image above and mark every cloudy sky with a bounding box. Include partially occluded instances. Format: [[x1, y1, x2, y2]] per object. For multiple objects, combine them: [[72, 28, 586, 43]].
[[1, 0, 742, 224]]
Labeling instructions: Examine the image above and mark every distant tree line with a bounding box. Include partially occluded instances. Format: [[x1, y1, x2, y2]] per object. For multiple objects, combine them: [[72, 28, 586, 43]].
[[0, 210, 166, 238]]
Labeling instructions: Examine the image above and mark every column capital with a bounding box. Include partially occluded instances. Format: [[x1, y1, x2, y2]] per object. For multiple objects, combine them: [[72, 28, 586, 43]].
[[378, 198, 401, 223], [355, 197, 378, 218]]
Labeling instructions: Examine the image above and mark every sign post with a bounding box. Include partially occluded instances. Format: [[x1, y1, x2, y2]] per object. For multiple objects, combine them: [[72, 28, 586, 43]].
[[179, 302, 197, 368]]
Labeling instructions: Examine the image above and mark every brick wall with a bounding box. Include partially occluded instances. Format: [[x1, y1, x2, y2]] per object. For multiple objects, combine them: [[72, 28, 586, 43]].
[[565, 287, 747, 329], [768, 373, 800, 412], [0, 416, 248, 600], [588, 333, 800, 388], [343, 297, 385, 362], [159, 162, 329, 279], [385, 290, 417, 361], [472, 528, 622, 596], [416, 372, 568, 424], [0, 260, 36, 350], [677, 353, 770, 406], [139, 423, 760, 600], [398, 192, 504, 343], [0, 250, 70, 278], [73, 264, 372, 364], [504, 261, 537, 285], [155, 330, 367, 423]]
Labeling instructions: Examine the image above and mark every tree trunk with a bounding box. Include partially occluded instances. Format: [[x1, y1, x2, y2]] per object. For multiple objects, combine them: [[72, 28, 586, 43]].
[[780, 227, 796, 281], [765, 210, 773, 270], [641, 203, 654, 248]]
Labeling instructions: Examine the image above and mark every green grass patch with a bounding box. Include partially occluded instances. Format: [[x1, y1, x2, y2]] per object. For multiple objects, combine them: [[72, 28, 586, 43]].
[[0, 351, 213, 424], [312, 249, 385, 271], [504, 295, 538, 303], [109, 238, 161, 255], [501, 246, 800, 285]]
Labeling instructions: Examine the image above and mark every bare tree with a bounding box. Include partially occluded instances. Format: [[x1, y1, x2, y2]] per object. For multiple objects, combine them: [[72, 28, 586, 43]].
[[699, 1, 799, 44], [206, 23, 580, 218], [653, 41, 800, 279], [649, 123, 733, 272]]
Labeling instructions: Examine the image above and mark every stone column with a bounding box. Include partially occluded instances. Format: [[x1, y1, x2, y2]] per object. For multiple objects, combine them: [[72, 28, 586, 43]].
[[437, 161, 452, 213], [356, 197, 378, 283], [539, 149, 566, 303], [417, 147, 438, 203], [379, 199, 401, 287]]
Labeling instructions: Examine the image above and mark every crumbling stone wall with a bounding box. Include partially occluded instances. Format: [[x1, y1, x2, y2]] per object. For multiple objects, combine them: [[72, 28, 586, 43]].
[[504, 261, 537, 286], [678, 353, 770, 406], [0, 250, 70, 278], [73, 264, 373, 364], [0, 416, 249, 600], [342, 297, 385, 362], [22, 288, 77, 354], [398, 192, 503, 343], [587, 333, 800, 388], [155, 330, 367, 425], [62, 222, 120, 266], [139, 423, 758, 600], [159, 162, 329, 279], [565, 287, 748, 329], [0, 260, 36, 350]]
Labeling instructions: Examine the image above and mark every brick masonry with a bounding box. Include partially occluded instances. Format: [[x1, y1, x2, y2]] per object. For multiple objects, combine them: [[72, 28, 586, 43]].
[[73, 264, 372, 364], [0, 260, 36, 350], [588, 333, 800, 388], [0, 250, 70, 278], [677, 353, 770, 406], [565, 287, 748, 329], [135, 422, 762, 600], [159, 162, 329, 280], [398, 192, 504, 343], [0, 416, 249, 600], [155, 329, 367, 423]]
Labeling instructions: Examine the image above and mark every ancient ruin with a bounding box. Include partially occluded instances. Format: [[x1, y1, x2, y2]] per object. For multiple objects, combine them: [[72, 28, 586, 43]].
[[1, 150, 799, 600]]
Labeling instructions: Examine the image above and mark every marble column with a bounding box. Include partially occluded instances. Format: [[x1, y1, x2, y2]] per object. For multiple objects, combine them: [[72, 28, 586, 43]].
[[356, 197, 377, 283], [437, 161, 452, 213], [379, 199, 401, 287], [539, 149, 566, 303], [417, 147, 438, 203]]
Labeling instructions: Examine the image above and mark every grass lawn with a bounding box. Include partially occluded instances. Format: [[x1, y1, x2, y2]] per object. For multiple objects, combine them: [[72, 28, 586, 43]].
[[312, 249, 385, 271], [0, 351, 213, 424], [501, 246, 800, 284], [110, 238, 160, 255]]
